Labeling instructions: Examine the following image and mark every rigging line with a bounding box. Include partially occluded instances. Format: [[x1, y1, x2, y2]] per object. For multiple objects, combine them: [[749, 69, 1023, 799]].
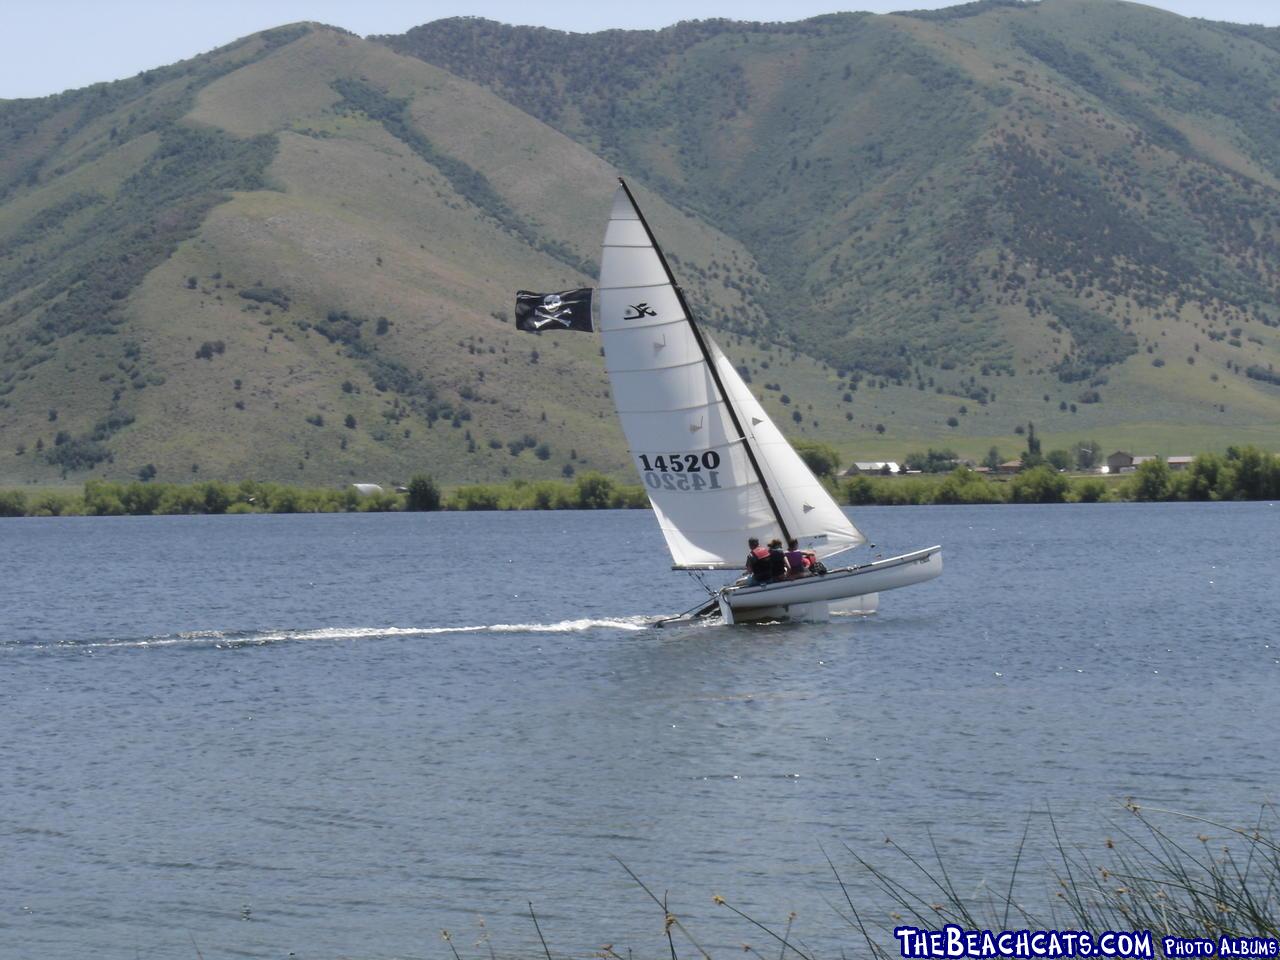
[[688, 571, 717, 599], [615, 177, 792, 546]]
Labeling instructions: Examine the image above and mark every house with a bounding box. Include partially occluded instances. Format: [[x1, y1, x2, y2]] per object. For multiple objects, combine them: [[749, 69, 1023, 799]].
[[1131, 455, 1158, 468], [351, 483, 384, 496], [844, 461, 901, 476], [997, 459, 1023, 474], [1106, 451, 1135, 472], [1166, 456, 1194, 471]]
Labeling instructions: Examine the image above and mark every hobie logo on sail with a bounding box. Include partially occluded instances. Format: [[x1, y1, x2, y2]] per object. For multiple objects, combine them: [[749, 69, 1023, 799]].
[[624, 303, 657, 321]]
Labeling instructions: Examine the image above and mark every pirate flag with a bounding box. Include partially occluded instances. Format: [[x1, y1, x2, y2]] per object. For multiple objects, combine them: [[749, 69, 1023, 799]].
[[515, 289, 594, 333]]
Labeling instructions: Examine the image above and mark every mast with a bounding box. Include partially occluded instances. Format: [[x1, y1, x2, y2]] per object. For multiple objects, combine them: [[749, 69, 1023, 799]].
[[615, 177, 792, 547]]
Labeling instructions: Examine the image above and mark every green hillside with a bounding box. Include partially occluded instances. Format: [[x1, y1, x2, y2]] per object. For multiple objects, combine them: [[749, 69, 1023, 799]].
[[0, 24, 778, 486], [385, 0, 1280, 454], [3, 1, 1280, 488]]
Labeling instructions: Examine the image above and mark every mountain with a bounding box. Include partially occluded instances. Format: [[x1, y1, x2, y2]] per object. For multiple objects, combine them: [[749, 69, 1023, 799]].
[[0, 24, 778, 486], [3, 1, 1280, 488], [384, 0, 1280, 454]]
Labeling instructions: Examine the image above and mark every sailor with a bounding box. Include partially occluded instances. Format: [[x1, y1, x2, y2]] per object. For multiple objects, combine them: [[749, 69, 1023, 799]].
[[745, 537, 771, 585], [767, 538, 790, 582], [785, 538, 814, 578]]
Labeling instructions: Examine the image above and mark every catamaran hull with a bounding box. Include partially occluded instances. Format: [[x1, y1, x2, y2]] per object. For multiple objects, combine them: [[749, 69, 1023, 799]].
[[717, 546, 941, 624]]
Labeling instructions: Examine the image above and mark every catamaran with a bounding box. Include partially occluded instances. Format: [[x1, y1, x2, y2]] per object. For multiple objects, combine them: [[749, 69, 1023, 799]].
[[598, 179, 941, 624]]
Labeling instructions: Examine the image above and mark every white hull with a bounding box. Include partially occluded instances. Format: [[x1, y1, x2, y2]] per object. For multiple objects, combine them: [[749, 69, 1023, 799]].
[[717, 546, 941, 624], [830, 593, 879, 616]]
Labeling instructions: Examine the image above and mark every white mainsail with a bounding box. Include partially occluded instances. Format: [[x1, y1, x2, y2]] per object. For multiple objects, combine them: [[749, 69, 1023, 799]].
[[599, 182, 864, 569]]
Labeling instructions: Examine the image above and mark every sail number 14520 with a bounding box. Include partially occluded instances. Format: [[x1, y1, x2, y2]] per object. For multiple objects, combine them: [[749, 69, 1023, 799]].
[[637, 451, 723, 492]]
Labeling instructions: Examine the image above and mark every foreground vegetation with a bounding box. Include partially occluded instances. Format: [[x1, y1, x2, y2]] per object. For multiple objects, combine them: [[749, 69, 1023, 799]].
[[438, 803, 1277, 960], [1, 448, 1276, 517], [829, 803, 1279, 958]]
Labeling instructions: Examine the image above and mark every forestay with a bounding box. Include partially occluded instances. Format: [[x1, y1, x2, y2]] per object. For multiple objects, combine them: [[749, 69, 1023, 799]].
[[598, 183, 864, 569]]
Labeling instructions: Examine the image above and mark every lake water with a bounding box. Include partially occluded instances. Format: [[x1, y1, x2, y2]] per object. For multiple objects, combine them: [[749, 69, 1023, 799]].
[[2, 503, 1277, 959]]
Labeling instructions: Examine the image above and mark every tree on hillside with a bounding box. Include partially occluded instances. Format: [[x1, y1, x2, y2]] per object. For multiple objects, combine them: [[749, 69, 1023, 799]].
[[983, 446, 1001, 470], [1074, 440, 1102, 470], [1182, 453, 1225, 501], [1225, 446, 1280, 500], [406, 474, 441, 511], [793, 439, 841, 479], [1045, 449, 1072, 471], [574, 473, 615, 509], [1021, 422, 1043, 468], [1130, 458, 1171, 501], [1009, 465, 1068, 503], [844, 476, 876, 505], [935, 467, 1005, 505], [904, 448, 959, 473], [1073, 478, 1108, 503]]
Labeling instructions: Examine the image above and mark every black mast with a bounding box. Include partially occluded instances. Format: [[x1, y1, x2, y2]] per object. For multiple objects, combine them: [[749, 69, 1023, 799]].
[[615, 177, 792, 550]]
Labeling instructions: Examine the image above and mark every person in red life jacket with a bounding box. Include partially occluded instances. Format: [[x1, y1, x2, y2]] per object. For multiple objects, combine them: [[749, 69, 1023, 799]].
[[745, 537, 772, 585], [766, 539, 790, 582], [785, 537, 815, 579]]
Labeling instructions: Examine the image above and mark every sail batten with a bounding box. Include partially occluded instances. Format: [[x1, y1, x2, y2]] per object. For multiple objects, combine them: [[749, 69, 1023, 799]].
[[599, 181, 864, 568], [609, 356, 706, 375]]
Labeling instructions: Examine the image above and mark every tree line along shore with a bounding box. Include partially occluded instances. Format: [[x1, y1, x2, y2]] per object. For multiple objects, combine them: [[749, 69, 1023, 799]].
[[1, 447, 1277, 518]]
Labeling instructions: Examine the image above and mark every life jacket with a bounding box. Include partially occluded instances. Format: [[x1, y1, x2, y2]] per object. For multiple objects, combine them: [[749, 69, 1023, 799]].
[[749, 546, 772, 580]]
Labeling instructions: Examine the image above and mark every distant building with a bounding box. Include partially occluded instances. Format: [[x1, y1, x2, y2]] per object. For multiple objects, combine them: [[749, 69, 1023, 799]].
[[351, 483, 384, 496], [1105, 452, 1167, 474], [1166, 456, 1194, 471], [844, 461, 901, 476], [1106, 451, 1135, 472], [997, 459, 1023, 474]]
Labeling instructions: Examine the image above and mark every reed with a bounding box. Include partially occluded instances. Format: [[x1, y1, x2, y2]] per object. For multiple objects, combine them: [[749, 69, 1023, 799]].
[[824, 803, 1279, 957], [439, 804, 1277, 960]]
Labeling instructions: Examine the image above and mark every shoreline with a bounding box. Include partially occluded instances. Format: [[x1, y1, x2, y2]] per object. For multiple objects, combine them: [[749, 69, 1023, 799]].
[[1, 447, 1276, 517]]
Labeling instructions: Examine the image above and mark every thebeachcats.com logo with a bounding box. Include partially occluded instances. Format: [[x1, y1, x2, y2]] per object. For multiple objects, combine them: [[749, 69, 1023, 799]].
[[894, 925, 1153, 959], [1164, 937, 1280, 957], [893, 926, 1280, 959]]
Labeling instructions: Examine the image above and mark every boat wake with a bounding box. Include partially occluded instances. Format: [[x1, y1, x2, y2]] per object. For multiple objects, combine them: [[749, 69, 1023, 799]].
[[9, 617, 651, 652]]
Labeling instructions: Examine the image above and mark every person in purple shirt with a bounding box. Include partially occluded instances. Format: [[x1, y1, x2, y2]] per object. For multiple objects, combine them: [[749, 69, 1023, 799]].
[[784, 538, 815, 579]]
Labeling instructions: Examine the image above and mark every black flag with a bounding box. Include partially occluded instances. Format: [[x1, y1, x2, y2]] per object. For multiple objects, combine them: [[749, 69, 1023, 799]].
[[515, 289, 594, 333]]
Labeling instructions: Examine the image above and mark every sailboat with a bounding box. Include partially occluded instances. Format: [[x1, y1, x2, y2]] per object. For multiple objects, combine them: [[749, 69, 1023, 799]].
[[598, 180, 941, 624]]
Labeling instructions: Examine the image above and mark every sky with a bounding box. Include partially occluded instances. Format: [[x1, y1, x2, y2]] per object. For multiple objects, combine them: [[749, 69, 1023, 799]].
[[3, 0, 1280, 100]]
